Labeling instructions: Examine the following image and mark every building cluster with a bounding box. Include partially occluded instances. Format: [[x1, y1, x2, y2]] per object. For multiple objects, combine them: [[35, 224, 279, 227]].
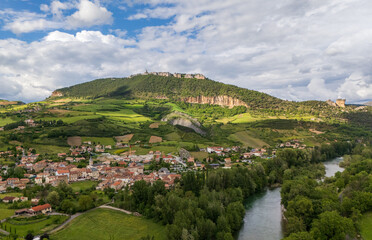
[[278, 140, 306, 149], [130, 71, 206, 80]]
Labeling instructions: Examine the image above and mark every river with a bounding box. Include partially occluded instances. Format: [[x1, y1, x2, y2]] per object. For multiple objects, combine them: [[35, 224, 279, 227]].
[[238, 157, 344, 240]]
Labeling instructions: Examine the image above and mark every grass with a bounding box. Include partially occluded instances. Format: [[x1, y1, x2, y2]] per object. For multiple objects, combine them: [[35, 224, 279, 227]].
[[97, 109, 152, 123], [29, 144, 70, 155], [1, 215, 68, 237], [0, 203, 15, 220], [70, 181, 97, 192], [0, 192, 23, 198], [36, 114, 102, 124], [190, 151, 209, 161], [360, 212, 372, 240], [51, 208, 167, 240], [0, 117, 17, 127], [228, 131, 268, 148]]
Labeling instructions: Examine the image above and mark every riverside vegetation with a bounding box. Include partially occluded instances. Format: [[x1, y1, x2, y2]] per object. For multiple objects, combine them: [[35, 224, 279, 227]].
[[0, 74, 371, 239]]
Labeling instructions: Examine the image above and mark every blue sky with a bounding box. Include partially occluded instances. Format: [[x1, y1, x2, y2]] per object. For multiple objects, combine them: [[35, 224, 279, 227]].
[[0, 0, 371, 103]]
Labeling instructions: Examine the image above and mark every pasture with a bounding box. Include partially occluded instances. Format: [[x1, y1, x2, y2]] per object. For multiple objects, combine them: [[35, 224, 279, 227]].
[[51, 208, 166, 240]]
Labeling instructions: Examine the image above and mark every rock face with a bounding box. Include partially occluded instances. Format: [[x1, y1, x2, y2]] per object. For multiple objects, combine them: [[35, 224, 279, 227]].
[[51, 91, 63, 97], [336, 99, 346, 108], [182, 95, 248, 108], [326, 99, 346, 108], [162, 112, 206, 135], [326, 99, 337, 107]]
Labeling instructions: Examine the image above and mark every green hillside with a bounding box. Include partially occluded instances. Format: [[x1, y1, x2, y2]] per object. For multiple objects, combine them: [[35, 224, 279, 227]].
[[55, 74, 285, 109]]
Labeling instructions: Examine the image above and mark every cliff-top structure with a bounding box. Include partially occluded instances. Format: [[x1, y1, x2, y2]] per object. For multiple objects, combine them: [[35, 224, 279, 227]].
[[130, 71, 206, 80], [326, 99, 346, 108]]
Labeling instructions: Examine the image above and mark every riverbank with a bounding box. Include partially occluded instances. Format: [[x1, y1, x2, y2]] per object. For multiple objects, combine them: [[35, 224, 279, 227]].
[[238, 157, 345, 240]]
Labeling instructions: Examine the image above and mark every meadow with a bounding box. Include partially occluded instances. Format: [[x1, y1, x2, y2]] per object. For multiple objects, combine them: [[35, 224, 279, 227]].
[[359, 212, 372, 240], [0, 203, 15, 220], [51, 208, 167, 240], [70, 181, 98, 192]]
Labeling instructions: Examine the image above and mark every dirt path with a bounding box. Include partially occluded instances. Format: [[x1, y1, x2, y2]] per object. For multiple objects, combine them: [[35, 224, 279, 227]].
[[0, 228, 9, 236], [48, 204, 138, 234]]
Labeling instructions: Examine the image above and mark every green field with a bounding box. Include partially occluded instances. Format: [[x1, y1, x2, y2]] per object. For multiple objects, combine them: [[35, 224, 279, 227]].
[[37, 114, 102, 124], [1, 215, 68, 237], [228, 131, 268, 148], [360, 212, 372, 240], [0, 117, 17, 127], [29, 144, 70, 155], [70, 181, 98, 192], [0, 192, 23, 198], [51, 208, 167, 240], [0, 203, 15, 220]]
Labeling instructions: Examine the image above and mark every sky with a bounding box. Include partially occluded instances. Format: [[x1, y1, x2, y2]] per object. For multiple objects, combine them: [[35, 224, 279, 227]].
[[0, 0, 371, 103]]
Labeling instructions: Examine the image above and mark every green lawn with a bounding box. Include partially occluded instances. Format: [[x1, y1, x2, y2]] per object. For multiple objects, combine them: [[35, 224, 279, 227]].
[[70, 181, 98, 192], [0, 203, 15, 220], [51, 208, 167, 240], [360, 212, 372, 240], [1, 215, 68, 237]]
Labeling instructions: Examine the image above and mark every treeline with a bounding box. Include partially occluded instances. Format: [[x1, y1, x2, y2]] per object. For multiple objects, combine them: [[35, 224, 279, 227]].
[[264, 141, 354, 185], [113, 166, 267, 240], [281, 144, 372, 240]]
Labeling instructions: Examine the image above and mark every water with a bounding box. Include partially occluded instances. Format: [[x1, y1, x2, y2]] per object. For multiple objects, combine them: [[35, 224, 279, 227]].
[[237, 188, 283, 240], [238, 157, 344, 240], [323, 157, 344, 178]]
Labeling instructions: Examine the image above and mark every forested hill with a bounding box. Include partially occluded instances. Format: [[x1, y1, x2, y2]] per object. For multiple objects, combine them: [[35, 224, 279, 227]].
[[53, 74, 287, 109]]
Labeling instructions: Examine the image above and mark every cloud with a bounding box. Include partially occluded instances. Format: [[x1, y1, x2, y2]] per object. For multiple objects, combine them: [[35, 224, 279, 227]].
[[1, 0, 372, 103], [67, 0, 113, 28], [2, 0, 113, 34]]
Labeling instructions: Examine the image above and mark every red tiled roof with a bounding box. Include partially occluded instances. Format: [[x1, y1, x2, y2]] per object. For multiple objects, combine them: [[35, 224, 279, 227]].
[[31, 203, 51, 212]]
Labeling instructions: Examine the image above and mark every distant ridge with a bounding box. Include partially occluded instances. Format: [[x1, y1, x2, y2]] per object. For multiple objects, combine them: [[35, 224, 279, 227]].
[[364, 101, 372, 106]]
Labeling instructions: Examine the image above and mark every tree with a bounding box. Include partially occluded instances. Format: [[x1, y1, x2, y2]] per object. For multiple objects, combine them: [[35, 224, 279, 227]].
[[78, 195, 93, 211], [311, 211, 355, 240], [25, 233, 34, 240], [47, 191, 60, 207]]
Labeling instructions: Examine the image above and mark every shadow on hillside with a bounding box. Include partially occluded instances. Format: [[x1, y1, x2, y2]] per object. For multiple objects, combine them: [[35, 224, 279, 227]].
[[107, 85, 132, 97]]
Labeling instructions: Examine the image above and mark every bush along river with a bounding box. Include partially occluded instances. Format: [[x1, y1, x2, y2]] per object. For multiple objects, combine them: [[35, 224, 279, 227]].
[[237, 157, 344, 240]]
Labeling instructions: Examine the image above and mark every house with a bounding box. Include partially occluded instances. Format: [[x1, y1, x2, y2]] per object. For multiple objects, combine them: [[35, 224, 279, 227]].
[[15, 208, 32, 215], [2, 196, 19, 203], [30, 204, 52, 214]]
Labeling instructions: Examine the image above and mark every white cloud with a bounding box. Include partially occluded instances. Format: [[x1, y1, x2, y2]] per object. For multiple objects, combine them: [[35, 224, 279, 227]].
[[2, 0, 113, 34], [67, 0, 113, 28], [1, 0, 372, 103]]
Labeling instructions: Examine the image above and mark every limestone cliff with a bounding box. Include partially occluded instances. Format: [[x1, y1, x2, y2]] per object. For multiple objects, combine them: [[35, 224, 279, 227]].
[[51, 91, 63, 97], [181, 95, 248, 108], [162, 112, 206, 135]]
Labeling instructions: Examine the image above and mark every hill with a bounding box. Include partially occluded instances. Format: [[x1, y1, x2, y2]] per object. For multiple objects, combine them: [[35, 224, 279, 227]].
[[53, 73, 286, 109], [365, 101, 372, 106], [0, 99, 24, 106]]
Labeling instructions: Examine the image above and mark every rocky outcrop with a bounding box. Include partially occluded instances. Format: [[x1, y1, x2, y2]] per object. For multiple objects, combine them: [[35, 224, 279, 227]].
[[181, 95, 248, 108], [162, 112, 206, 135], [51, 91, 63, 97]]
